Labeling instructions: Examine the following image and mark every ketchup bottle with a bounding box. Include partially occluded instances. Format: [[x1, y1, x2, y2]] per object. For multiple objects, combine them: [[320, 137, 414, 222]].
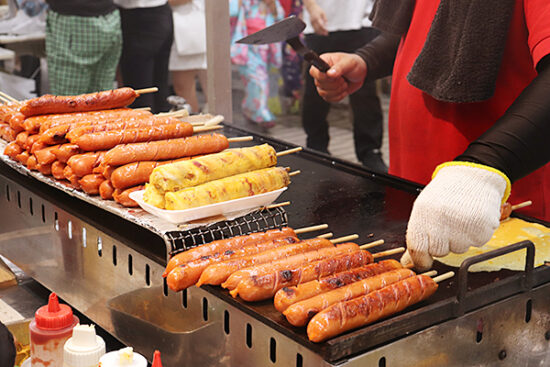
[[152, 350, 162, 367], [29, 293, 79, 367]]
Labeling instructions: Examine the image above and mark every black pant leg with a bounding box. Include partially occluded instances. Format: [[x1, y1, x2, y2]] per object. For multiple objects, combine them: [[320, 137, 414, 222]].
[[302, 34, 331, 153], [118, 4, 173, 113], [332, 28, 384, 165]]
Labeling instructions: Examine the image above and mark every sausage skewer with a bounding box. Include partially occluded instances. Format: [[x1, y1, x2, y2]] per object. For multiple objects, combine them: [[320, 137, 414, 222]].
[[500, 200, 533, 220], [307, 271, 454, 342], [283, 268, 417, 326], [199, 236, 372, 288], [273, 259, 402, 312], [0, 91, 17, 102], [228, 246, 404, 302], [163, 225, 328, 277]]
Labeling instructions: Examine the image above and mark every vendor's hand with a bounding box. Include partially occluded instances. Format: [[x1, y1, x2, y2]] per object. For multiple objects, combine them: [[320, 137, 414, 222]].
[[309, 53, 367, 102], [402, 162, 511, 271], [308, 4, 328, 36]]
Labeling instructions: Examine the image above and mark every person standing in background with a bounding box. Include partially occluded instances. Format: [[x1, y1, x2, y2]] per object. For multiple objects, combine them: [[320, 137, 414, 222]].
[[168, 0, 207, 114], [115, 0, 173, 113], [230, 0, 283, 129], [45, 0, 122, 95], [302, 0, 386, 172], [279, 0, 303, 114]]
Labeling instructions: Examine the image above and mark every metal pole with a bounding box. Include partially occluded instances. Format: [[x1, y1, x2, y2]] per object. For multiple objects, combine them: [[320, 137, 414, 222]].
[[204, 0, 233, 121]]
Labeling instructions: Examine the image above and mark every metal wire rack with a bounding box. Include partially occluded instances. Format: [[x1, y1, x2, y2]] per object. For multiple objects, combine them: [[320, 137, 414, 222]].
[[165, 206, 288, 254]]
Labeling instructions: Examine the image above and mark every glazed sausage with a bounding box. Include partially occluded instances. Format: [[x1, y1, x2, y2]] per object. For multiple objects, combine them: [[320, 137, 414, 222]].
[[3, 141, 23, 159], [109, 158, 187, 190], [52, 144, 81, 163], [37, 162, 52, 175], [273, 260, 403, 312], [66, 152, 105, 177], [79, 174, 105, 195], [103, 133, 229, 166], [15, 151, 30, 165], [229, 249, 374, 302], [283, 268, 415, 327], [0, 125, 17, 142], [73, 122, 194, 151], [65, 116, 180, 141], [163, 227, 297, 277], [223, 243, 362, 291], [23, 134, 40, 151], [26, 155, 38, 170], [34, 145, 61, 166], [99, 180, 115, 200], [8, 112, 25, 131], [166, 236, 299, 292], [15, 131, 29, 147], [197, 238, 335, 287], [112, 185, 144, 207], [500, 202, 513, 221], [20, 88, 139, 117], [307, 275, 438, 342], [51, 161, 66, 180], [24, 108, 147, 134]]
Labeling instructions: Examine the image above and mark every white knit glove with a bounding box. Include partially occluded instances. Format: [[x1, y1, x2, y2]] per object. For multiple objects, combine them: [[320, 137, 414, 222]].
[[401, 162, 511, 271]]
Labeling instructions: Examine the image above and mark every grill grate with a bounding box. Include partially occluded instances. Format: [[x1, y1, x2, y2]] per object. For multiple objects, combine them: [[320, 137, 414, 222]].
[[165, 206, 288, 255]]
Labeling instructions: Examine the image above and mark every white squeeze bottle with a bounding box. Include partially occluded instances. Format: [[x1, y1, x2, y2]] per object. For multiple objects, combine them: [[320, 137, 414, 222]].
[[99, 347, 148, 367], [63, 324, 106, 367]]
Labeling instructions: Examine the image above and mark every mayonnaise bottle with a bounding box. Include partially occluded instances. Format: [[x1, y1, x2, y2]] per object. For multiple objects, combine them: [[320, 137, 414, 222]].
[[98, 347, 148, 367], [63, 324, 106, 367]]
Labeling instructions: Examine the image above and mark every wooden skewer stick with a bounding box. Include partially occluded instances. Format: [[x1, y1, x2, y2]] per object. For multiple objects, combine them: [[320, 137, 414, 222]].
[[433, 271, 455, 283], [316, 232, 333, 239], [133, 107, 151, 112], [294, 224, 329, 234], [193, 125, 223, 133], [0, 95, 9, 103], [372, 247, 405, 259], [135, 87, 158, 95], [330, 234, 359, 244], [203, 115, 224, 126], [0, 91, 18, 102], [263, 201, 290, 210], [359, 239, 384, 250], [289, 170, 301, 177], [228, 136, 253, 143], [421, 270, 438, 277], [512, 200, 532, 211], [276, 147, 302, 157]]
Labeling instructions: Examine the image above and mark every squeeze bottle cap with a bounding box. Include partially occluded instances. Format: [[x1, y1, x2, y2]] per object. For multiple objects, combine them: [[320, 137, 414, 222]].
[[152, 350, 162, 367], [63, 324, 106, 367], [99, 347, 147, 367], [35, 293, 74, 330]]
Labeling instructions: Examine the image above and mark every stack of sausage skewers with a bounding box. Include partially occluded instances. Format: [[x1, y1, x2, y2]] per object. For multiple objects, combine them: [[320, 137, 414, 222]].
[[162, 225, 455, 342]]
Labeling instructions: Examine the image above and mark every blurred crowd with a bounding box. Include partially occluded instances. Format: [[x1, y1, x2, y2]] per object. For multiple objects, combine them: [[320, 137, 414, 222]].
[[1, 0, 386, 170]]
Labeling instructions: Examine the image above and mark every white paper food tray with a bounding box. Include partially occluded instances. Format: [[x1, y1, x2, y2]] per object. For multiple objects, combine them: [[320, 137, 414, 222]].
[[129, 187, 287, 224]]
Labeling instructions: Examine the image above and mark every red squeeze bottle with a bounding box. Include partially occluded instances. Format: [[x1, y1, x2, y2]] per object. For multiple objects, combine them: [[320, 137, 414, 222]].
[[29, 293, 80, 367], [152, 350, 163, 367]]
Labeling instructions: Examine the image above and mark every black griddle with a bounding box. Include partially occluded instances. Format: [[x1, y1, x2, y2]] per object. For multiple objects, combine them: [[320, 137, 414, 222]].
[[2, 124, 549, 364]]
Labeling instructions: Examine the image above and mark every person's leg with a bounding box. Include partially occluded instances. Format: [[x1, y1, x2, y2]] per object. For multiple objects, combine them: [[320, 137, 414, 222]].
[[89, 10, 122, 92], [337, 28, 386, 171], [118, 6, 172, 112], [302, 33, 331, 153], [152, 4, 173, 112], [172, 70, 200, 113], [46, 11, 94, 95], [240, 45, 275, 125]]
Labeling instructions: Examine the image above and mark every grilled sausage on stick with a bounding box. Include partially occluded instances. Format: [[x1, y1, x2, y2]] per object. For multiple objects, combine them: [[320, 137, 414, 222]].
[[103, 133, 230, 166], [197, 235, 343, 287], [273, 258, 402, 312], [229, 248, 376, 301], [19, 87, 156, 117], [163, 225, 326, 277], [222, 237, 360, 291], [283, 268, 416, 326], [166, 236, 300, 292], [307, 272, 453, 342], [113, 186, 144, 207]]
